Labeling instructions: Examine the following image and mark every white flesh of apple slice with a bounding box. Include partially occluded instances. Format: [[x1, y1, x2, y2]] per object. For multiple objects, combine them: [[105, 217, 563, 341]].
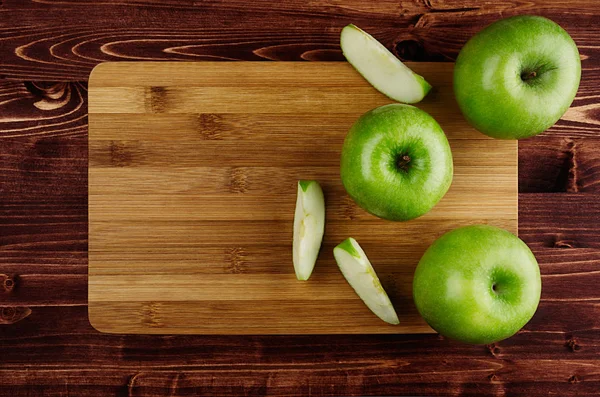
[[340, 24, 432, 104], [293, 180, 325, 281], [334, 238, 400, 325]]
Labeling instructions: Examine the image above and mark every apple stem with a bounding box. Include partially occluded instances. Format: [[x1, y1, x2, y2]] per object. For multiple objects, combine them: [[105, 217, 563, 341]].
[[396, 155, 411, 172]]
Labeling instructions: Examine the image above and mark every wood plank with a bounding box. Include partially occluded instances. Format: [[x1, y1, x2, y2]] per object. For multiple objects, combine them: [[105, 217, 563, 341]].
[[1, 360, 599, 397], [88, 193, 516, 221], [88, 62, 517, 334], [89, 219, 516, 249], [88, 166, 516, 196], [88, 274, 414, 302], [1, 1, 600, 80], [87, 300, 428, 334], [88, 112, 489, 141], [88, 139, 514, 168], [86, 243, 473, 275], [3, 306, 600, 368]]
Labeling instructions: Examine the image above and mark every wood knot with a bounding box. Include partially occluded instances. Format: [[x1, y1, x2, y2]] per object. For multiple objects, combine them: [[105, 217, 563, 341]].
[[566, 337, 581, 352], [127, 372, 143, 392], [565, 139, 579, 193], [0, 306, 32, 324], [487, 343, 500, 358], [568, 375, 580, 384], [300, 48, 344, 61], [555, 138, 580, 192], [2, 307, 14, 318], [109, 141, 133, 167], [226, 247, 246, 274], [228, 168, 248, 193], [1, 274, 16, 292], [25, 82, 72, 111], [395, 39, 426, 61], [488, 374, 499, 383], [196, 114, 223, 140], [552, 236, 577, 249]]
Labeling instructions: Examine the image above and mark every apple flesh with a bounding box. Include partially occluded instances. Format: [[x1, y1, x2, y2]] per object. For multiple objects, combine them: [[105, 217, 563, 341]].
[[413, 225, 541, 344], [340, 104, 453, 221], [293, 180, 325, 281], [454, 15, 581, 139], [341, 24, 432, 104], [334, 238, 399, 325]]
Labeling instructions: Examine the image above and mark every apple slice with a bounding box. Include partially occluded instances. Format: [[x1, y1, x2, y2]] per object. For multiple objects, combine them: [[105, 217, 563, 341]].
[[340, 24, 432, 104], [293, 180, 325, 281], [334, 238, 399, 325]]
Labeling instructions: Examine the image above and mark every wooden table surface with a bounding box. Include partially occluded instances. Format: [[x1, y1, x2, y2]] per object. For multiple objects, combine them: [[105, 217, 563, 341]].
[[1, 1, 599, 396]]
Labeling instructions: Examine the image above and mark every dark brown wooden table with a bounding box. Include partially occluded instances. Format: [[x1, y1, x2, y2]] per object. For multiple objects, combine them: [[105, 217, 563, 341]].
[[1, 1, 599, 396]]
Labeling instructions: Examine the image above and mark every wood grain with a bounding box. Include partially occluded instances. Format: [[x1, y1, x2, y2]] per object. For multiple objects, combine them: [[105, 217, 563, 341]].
[[1, 0, 600, 81], [87, 62, 517, 334], [2, 360, 600, 397]]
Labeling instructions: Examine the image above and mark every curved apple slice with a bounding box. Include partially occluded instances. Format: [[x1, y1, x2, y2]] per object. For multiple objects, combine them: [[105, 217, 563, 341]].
[[334, 238, 400, 325], [293, 180, 325, 281], [340, 24, 432, 104]]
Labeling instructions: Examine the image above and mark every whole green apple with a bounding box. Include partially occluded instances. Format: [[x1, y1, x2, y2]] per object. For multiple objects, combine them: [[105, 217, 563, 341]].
[[454, 15, 581, 139], [340, 104, 453, 221], [413, 225, 541, 344]]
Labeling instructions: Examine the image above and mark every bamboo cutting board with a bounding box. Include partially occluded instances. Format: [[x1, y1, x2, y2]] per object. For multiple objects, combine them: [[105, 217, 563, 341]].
[[88, 62, 517, 334]]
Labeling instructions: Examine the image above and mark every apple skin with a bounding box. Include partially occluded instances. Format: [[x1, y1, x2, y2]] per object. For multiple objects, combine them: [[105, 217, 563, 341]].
[[413, 225, 541, 344], [454, 15, 581, 139], [340, 104, 453, 221], [334, 238, 399, 325], [340, 24, 432, 104]]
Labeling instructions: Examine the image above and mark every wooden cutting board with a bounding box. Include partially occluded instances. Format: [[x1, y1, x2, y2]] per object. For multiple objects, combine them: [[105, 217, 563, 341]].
[[88, 62, 517, 334]]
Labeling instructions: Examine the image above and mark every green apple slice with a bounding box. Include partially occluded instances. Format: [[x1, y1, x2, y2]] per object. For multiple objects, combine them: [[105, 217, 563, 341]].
[[340, 24, 432, 104], [293, 180, 325, 281], [333, 238, 400, 324]]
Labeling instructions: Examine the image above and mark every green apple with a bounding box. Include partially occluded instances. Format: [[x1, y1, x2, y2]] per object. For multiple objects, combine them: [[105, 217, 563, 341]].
[[454, 15, 581, 139], [293, 180, 325, 280], [340, 103, 453, 221], [334, 238, 399, 325], [341, 24, 432, 104], [413, 225, 541, 344]]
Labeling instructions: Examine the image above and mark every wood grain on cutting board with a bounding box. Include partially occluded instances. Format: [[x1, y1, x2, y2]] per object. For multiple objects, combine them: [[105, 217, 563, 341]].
[[88, 62, 517, 334]]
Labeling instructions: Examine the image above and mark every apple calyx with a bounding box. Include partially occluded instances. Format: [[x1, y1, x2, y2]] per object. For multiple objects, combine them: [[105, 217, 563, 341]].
[[521, 70, 537, 81], [396, 154, 412, 172]]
